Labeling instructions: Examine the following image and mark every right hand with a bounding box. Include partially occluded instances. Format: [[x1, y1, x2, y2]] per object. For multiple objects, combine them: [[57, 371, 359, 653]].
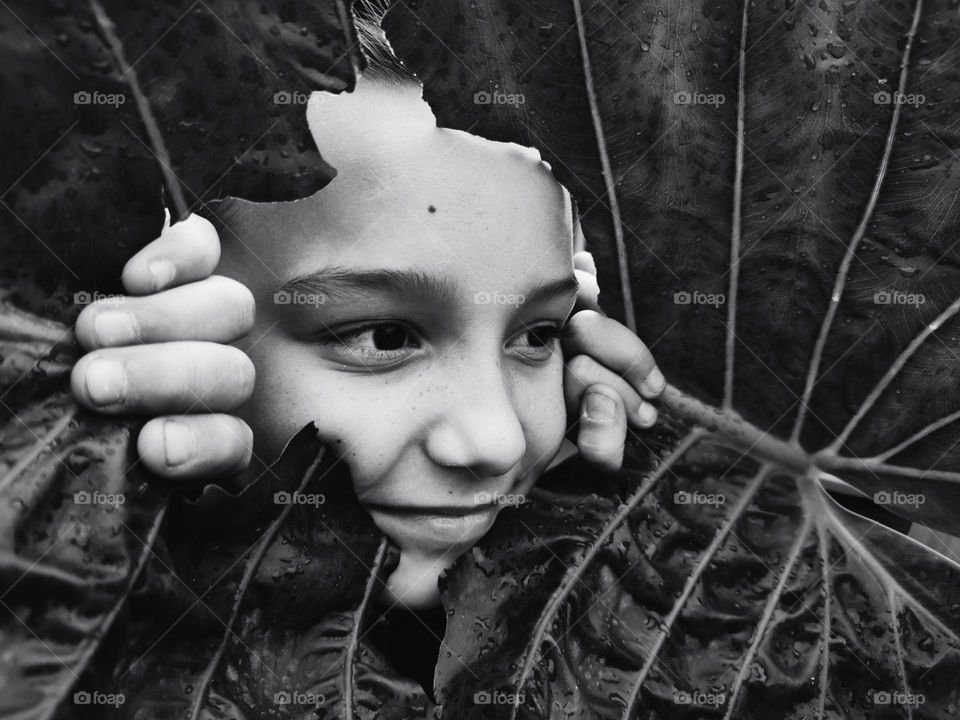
[[71, 213, 257, 482]]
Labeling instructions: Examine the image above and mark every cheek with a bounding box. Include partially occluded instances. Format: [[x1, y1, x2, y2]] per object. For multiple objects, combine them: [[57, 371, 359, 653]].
[[237, 338, 414, 495], [515, 359, 567, 480]]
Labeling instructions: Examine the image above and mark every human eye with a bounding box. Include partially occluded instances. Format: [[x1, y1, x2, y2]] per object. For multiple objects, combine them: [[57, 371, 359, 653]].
[[507, 322, 562, 363], [309, 321, 422, 368]]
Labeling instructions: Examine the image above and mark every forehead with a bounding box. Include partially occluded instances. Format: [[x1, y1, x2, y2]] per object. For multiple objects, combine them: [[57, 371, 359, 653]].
[[217, 80, 573, 293]]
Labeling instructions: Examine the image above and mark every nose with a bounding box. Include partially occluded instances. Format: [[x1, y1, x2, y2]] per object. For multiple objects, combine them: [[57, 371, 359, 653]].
[[424, 357, 526, 478]]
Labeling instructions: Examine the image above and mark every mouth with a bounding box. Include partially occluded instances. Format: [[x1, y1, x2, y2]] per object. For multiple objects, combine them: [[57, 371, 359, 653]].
[[365, 503, 497, 517], [365, 503, 500, 551]]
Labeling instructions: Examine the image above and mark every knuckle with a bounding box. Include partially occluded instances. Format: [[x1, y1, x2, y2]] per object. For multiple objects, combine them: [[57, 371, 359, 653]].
[[566, 309, 603, 335]]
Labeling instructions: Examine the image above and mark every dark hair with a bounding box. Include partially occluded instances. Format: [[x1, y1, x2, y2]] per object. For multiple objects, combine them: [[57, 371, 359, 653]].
[[353, 0, 419, 86]]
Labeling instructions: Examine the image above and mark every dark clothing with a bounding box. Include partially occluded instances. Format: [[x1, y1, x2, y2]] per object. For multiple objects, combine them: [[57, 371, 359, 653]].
[[367, 602, 447, 699]]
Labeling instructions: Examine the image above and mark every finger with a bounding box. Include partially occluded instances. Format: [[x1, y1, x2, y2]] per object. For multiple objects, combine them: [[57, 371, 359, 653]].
[[75, 276, 255, 350], [122, 212, 221, 294], [137, 414, 253, 480], [573, 268, 602, 314], [70, 342, 254, 414], [572, 251, 602, 314], [563, 310, 665, 399], [576, 384, 627, 472], [565, 353, 657, 429], [573, 250, 597, 276]]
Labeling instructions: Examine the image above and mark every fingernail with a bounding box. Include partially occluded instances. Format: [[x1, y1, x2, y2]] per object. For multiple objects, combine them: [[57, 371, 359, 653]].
[[641, 367, 665, 395], [94, 310, 138, 345], [638, 403, 657, 426], [148, 258, 176, 291], [163, 421, 195, 467], [584, 391, 616, 422], [85, 359, 126, 406]]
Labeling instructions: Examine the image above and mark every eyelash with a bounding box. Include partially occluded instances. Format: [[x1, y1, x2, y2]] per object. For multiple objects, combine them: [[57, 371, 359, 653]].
[[308, 321, 563, 367]]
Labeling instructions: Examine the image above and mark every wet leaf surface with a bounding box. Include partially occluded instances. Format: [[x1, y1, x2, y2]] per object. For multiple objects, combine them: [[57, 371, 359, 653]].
[[0, 0, 362, 310], [377, 0, 960, 716], [0, 2, 361, 717], [6, 0, 960, 718]]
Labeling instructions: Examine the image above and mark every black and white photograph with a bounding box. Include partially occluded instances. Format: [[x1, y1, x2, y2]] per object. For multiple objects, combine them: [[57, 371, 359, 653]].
[[2, 0, 960, 717]]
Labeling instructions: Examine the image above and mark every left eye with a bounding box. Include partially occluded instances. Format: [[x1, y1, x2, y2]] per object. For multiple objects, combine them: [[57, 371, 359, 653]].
[[509, 325, 561, 359], [345, 323, 416, 351]]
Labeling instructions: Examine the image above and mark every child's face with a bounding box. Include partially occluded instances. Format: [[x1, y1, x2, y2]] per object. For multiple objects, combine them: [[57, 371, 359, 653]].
[[217, 79, 577, 609]]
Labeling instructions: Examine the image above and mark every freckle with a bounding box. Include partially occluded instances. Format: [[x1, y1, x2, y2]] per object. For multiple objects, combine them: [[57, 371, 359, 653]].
[[428, 205, 437, 213]]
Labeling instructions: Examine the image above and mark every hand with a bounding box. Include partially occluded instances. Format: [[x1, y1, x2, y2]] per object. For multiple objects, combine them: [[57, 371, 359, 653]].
[[563, 251, 664, 471], [71, 213, 256, 482]]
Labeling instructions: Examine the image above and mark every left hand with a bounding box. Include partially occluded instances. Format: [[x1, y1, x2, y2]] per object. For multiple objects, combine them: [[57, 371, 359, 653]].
[[562, 251, 665, 471]]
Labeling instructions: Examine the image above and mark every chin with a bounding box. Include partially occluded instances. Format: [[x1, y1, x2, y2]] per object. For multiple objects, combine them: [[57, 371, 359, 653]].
[[380, 548, 461, 610]]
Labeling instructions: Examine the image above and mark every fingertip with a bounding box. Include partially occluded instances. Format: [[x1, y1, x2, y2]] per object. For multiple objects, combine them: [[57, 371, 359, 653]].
[[179, 213, 221, 263], [121, 213, 221, 294], [574, 269, 601, 308], [74, 304, 99, 350], [573, 250, 597, 276], [577, 385, 627, 471], [70, 352, 128, 412], [582, 386, 619, 424], [637, 402, 658, 428], [639, 367, 666, 398], [138, 415, 253, 480]]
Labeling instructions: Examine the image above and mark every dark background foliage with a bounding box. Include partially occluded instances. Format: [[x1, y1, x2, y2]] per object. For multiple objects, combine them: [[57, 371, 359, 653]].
[[3, 0, 960, 718]]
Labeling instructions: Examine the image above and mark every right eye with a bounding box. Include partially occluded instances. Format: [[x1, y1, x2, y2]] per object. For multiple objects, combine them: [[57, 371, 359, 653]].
[[309, 321, 423, 368]]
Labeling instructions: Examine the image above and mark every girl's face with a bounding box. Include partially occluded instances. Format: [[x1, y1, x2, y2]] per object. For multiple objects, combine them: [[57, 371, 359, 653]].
[[217, 79, 577, 609]]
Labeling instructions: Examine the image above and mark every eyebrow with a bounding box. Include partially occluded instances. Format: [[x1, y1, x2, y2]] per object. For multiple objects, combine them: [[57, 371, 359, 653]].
[[276, 266, 580, 306]]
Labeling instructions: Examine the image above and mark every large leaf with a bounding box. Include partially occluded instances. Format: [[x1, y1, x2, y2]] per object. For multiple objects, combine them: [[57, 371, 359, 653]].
[[9, 0, 960, 718], [0, 2, 362, 717], [1, 0, 362, 308], [436, 426, 960, 718], [0, 300, 169, 719], [368, 0, 960, 716], [382, 0, 960, 536]]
